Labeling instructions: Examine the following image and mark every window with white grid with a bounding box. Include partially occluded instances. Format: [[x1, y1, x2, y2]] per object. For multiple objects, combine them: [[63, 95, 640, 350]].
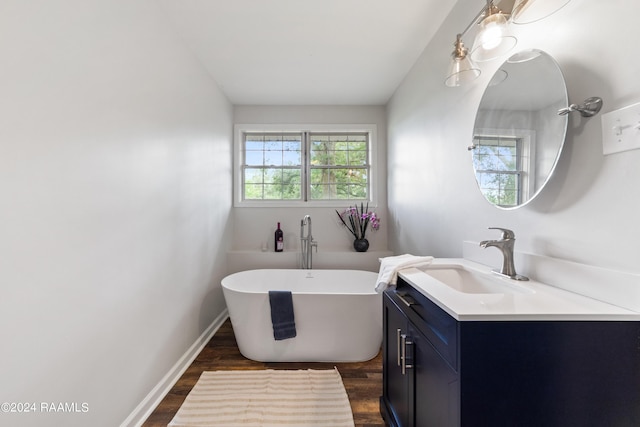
[[234, 125, 376, 207], [309, 132, 369, 200], [243, 133, 303, 200]]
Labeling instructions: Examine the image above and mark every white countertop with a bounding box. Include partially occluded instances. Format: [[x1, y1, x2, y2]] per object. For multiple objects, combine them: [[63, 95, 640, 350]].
[[398, 258, 640, 321]]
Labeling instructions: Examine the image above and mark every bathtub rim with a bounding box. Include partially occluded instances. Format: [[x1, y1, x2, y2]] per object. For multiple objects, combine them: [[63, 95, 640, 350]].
[[221, 268, 380, 295]]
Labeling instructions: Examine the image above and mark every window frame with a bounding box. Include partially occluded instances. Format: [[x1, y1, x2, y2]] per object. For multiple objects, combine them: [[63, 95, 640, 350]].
[[233, 124, 378, 207]]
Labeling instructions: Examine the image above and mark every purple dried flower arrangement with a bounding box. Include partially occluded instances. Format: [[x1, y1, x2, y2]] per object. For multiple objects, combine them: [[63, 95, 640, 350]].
[[335, 203, 380, 240]]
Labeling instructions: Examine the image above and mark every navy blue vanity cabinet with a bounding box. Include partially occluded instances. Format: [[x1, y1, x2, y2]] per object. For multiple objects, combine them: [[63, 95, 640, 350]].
[[381, 281, 460, 427], [458, 320, 640, 426], [382, 291, 412, 426], [380, 276, 640, 427]]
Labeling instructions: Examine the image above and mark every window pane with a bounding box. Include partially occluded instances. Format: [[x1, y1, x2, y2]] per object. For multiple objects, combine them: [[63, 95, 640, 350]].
[[348, 139, 367, 151], [283, 150, 301, 166], [244, 184, 264, 199], [264, 150, 282, 166], [263, 184, 282, 200], [310, 135, 328, 151], [244, 168, 264, 183], [283, 140, 300, 151], [263, 168, 280, 184], [242, 132, 303, 201], [245, 138, 264, 151], [310, 142, 333, 166], [309, 167, 368, 200], [247, 168, 301, 200], [348, 168, 367, 183], [245, 151, 264, 166], [348, 150, 367, 166], [310, 184, 335, 199], [309, 133, 369, 169], [244, 168, 264, 200], [264, 136, 283, 151], [310, 169, 323, 184], [349, 184, 367, 199]]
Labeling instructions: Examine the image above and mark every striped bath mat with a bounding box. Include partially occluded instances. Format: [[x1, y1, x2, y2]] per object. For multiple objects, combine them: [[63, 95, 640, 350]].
[[168, 368, 355, 427]]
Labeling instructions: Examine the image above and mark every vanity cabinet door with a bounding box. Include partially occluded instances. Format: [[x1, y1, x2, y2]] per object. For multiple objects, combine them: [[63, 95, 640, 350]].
[[410, 323, 459, 427], [383, 290, 461, 427], [382, 292, 411, 427]]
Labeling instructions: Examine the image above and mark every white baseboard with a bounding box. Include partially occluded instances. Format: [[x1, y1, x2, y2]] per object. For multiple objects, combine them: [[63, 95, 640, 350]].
[[120, 309, 229, 427]]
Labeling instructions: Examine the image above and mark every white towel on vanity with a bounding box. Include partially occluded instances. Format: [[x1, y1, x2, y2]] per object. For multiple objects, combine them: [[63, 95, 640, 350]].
[[375, 254, 434, 293]]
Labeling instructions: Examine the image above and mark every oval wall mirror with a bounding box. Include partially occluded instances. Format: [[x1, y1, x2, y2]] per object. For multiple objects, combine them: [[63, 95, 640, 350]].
[[470, 49, 568, 209]]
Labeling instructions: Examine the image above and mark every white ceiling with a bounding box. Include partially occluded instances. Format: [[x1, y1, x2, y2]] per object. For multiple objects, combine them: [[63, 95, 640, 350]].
[[157, 0, 456, 105]]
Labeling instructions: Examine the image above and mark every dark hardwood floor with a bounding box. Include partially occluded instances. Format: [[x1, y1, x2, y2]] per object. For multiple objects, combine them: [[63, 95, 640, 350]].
[[142, 318, 385, 427]]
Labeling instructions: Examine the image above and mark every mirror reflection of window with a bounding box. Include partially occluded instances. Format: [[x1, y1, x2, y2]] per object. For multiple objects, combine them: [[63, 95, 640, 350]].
[[472, 135, 532, 207]]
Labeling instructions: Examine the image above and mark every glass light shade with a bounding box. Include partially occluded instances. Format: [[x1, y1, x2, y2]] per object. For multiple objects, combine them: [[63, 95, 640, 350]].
[[511, 0, 572, 24], [470, 11, 517, 62], [445, 34, 481, 87], [445, 55, 481, 87]]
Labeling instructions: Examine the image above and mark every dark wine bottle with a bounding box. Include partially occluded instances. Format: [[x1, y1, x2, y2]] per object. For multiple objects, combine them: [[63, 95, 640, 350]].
[[275, 222, 284, 252]]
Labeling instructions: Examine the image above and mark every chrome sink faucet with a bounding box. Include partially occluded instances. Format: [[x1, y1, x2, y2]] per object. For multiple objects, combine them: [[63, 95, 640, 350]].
[[479, 227, 529, 281], [300, 215, 317, 269]]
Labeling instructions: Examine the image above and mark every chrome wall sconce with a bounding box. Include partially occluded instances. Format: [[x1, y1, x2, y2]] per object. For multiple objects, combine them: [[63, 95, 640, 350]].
[[445, 0, 572, 87]]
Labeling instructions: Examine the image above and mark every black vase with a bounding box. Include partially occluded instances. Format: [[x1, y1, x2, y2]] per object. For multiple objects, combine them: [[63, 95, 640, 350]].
[[353, 238, 369, 252]]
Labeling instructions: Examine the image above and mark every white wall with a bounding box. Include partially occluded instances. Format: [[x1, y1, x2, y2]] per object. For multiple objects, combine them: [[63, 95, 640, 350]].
[[0, 1, 232, 426], [231, 106, 389, 271], [387, 0, 640, 275]]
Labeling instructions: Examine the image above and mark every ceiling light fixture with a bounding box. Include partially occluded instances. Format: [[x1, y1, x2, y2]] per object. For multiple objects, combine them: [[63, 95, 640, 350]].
[[445, 0, 571, 87]]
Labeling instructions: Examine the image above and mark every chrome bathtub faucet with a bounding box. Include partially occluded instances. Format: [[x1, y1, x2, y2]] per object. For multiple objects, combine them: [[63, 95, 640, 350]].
[[300, 215, 317, 269], [479, 227, 529, 281]]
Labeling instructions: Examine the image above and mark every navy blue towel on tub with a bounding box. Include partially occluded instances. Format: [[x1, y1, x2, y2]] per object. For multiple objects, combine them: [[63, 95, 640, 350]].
[[268, 290, 297, 340]]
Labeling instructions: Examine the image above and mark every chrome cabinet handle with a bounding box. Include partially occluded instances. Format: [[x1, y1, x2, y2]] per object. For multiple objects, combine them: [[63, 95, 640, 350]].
[[395, 292, 415, 307], [396, 328, 402, 366], [401, 334, 413, 375]]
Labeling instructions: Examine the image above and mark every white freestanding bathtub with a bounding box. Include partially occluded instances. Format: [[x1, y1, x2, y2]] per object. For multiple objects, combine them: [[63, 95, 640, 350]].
[[221, 269, 382, 362]]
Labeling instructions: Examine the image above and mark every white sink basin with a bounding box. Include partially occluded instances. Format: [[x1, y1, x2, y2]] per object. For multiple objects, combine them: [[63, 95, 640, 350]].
[[398, 258, 640, 321], [424, 265, 535, 295]]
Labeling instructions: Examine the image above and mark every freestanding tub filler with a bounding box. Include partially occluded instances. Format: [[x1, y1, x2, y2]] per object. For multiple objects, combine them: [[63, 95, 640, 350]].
[[221, 269, 382, 362]]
